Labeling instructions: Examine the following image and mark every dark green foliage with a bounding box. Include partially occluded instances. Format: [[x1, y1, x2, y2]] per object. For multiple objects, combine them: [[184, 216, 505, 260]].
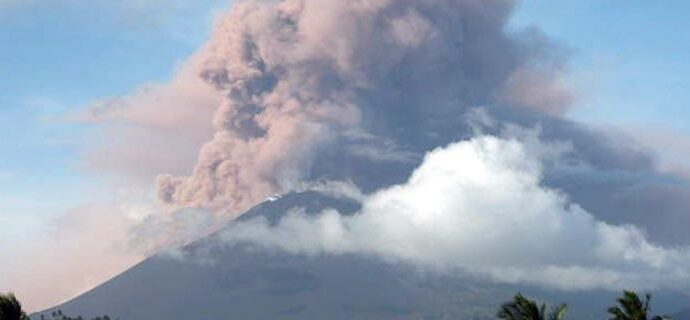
[[0, 293, 29, 320], [0, 294, 114, 320], [608, 291, 671, 320], [1, 286, 678, 320], [497, 293, 567, 320]]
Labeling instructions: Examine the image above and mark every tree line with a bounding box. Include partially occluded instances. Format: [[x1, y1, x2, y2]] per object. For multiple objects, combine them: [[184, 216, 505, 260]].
[[0, 290, 672, 320], [0, 294, 115, 320], [497, 291, 670, 320]]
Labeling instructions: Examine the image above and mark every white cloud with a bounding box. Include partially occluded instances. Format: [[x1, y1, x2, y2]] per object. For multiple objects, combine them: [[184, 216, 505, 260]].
[[220, 136, 690, 291]]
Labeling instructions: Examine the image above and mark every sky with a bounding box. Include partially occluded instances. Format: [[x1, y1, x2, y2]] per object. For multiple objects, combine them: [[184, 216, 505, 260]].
[[513, 1, 690, 131], [1, 0, 690, 311], [0, 0, 226, 253]]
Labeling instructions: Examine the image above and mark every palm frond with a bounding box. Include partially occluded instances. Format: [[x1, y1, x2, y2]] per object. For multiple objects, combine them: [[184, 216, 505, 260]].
[[547, 304, 568, 320], [608, 290, 671, 320]]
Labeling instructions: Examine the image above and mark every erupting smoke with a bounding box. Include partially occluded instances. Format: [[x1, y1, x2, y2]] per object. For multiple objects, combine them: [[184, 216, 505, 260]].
[[153, 0, 571, 215], [69, 0, 690, 304]]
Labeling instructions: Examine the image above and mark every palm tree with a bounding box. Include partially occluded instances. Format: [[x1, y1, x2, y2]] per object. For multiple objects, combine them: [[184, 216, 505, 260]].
[[498, 293, 567, 320], [0, 293, 29, 320], [608, 290, 670, 320]]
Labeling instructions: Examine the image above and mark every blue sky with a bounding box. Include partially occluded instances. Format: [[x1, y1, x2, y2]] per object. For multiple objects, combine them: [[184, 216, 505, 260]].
[[1, 0, 689, 268], [512, 0, 690, 131], [0, 0, 226, 249]]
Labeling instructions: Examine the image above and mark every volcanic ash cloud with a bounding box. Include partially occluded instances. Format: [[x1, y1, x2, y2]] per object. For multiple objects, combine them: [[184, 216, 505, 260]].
[[154, 0, 570, 215]]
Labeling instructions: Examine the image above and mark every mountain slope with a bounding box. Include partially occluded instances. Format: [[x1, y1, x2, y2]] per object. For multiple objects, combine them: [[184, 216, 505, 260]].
[[675, 309, 690, 320], [36, 191, 690, 320]]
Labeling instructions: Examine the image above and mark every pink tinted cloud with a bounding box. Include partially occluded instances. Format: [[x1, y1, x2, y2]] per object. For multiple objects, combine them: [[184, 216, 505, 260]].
[[625, 127, 690, 180], [5, 204, 146, 312], [79, 54, 222, 182]]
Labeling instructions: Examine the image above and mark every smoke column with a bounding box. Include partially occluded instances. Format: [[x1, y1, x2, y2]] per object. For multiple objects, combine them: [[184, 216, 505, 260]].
[[153, 0, 571, 215]]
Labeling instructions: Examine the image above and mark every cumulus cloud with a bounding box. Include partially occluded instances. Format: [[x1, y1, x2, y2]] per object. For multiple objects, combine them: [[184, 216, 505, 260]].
[[220, 136, 690, 291]]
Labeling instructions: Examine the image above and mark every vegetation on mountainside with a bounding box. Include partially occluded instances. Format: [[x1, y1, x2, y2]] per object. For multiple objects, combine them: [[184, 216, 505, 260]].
[[0, 293, 114, 320], [38, 309, 115, 320]]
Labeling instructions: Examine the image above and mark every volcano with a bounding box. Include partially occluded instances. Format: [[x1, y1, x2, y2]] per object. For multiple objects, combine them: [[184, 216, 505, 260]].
[[35, 191, 690, 320]]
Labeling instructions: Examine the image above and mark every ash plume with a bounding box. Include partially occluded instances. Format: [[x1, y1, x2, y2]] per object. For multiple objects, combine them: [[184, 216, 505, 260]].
[[155, 0, 571, 215], [82, 0, 690, 248]]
